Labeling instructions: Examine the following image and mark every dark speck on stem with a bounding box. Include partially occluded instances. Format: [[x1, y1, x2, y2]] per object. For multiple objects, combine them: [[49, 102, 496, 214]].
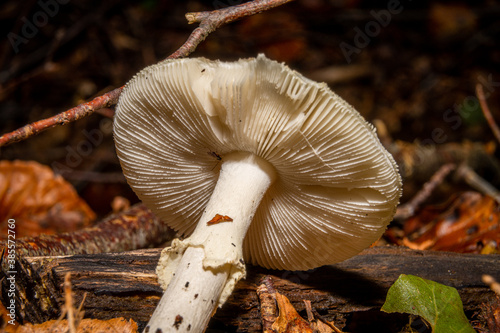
[[173, 315, 183, 329], [185, 281, 190, 288]]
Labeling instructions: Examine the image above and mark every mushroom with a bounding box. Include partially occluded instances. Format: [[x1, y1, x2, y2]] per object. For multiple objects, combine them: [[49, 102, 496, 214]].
[[113, 54, 402, 332]]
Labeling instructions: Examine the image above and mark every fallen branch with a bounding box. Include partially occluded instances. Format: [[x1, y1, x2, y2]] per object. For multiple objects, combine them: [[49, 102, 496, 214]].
[[0, 0, 293, 148], [0, 203, 175, 259]]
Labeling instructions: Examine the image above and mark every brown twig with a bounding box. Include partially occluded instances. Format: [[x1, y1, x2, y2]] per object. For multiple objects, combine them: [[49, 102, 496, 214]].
[[173, 0, 293, 59], [0, 0, 293, 148], [457, 164, 500, 204], [477, 83, 500, 145], [0, 87, 123, 147], [395, 163, 456, 220]]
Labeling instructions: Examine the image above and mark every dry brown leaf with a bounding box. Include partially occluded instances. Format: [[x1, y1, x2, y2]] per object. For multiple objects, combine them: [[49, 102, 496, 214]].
[[257, 276, 342, 333], [13, 317, 138, 333], [403, 192, 499, 253], [272, 292, 313, 333], [0, 160, 95, 238]]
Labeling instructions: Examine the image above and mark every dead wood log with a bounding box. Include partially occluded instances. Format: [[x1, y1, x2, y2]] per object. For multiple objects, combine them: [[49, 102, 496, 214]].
[[2, 247, 498, 331]]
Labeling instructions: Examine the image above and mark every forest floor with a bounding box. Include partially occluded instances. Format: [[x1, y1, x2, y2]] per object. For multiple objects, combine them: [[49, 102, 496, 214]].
[[0, 0, 499, 332]]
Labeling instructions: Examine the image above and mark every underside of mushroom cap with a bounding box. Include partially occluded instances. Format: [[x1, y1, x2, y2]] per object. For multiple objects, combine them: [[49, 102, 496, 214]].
[[114, 54, 402, 271]]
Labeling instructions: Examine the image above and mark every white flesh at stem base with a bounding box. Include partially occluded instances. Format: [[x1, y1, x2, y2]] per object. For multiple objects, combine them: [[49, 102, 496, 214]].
[[145, 152, 276, 333]]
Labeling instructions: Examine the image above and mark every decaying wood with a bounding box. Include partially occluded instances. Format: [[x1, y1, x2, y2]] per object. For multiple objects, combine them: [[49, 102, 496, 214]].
[[0, 203, 175, 259], [256, 276, 278, 332], [3, 247, 498, 331]]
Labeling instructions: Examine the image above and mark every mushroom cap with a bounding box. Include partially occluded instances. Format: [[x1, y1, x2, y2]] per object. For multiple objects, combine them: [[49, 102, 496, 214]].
[[114, 54, 402, 270]]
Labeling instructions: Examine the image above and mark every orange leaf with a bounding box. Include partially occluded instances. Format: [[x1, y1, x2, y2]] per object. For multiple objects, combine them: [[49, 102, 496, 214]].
[[0, 160, 95, 238], [404, 192, 499, 253]]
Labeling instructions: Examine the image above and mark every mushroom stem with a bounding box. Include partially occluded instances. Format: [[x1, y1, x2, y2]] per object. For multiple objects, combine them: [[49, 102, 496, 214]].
[[147, 152, 276, 332]]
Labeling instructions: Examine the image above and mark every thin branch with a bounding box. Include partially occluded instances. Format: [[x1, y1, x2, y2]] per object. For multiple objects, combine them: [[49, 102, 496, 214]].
[[168, 0, 294, 59], [395, 163, 456, 220], [476, 83, 500, 145], [457, 164, 500, 204], [0, 0, 293, 148], [0, 87, 123, 147]]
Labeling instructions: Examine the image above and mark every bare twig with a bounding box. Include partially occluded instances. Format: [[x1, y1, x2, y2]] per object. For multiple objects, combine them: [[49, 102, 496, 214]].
[[457, 164, 500, 204], [0, 0, 293, 148], [477, 83, 500, 145], [395, 163, 456, 220], [172, 0, 293, 59], [0, 87, 123, 147]]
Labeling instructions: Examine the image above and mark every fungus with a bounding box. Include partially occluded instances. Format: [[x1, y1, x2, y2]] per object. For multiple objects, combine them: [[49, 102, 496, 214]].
[[113, 54, 402, 332]]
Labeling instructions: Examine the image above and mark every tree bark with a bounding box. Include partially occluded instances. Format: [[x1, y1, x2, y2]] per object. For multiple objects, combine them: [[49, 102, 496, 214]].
[[2, 247, 498, 332]]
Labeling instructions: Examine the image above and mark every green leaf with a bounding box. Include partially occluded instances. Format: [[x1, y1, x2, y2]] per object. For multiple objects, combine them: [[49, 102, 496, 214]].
[[381, 274, 476, 333]]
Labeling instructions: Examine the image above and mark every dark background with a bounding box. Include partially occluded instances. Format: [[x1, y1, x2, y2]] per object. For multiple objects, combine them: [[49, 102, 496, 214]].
[[1, 0, 499, 216]]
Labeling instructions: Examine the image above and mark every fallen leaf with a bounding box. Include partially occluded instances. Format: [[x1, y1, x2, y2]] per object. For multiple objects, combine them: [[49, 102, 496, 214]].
[[402, 192, 499, 253], [0, 160, 95, 238], [382, 274, 475, 333], [256, 276, 341, 333], [272, 292, 313, 333]]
